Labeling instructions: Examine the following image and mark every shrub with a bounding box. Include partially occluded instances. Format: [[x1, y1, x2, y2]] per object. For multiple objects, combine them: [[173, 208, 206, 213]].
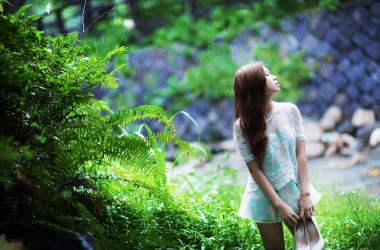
[[0, 5, 192, 249], [163, 45, 238, 109]]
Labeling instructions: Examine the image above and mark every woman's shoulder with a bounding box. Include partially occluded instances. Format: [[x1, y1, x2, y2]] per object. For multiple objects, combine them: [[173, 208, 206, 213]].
[[274, 101, 299, 112]]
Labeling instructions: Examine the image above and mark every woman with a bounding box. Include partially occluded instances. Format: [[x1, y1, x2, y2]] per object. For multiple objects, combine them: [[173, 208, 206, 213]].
[[233, 61, 322, 249]]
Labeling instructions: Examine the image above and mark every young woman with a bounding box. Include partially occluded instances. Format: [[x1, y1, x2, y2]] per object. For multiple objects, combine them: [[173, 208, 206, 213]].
[[233, 61, 322, 249]]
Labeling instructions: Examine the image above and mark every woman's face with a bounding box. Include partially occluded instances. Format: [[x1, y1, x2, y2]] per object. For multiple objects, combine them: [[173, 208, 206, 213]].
[[264, 67, 280, 96]]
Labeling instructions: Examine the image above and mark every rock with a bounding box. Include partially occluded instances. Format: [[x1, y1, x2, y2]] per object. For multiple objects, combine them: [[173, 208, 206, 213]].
[[356, 123, 380, 143], [304, 120, 324, 141], [369, 128, 380, 147], [325, 141, 343, 156], [321, 132, 344, 155], [306, 141, 325, 158], [319, 62, 334, 79], [341, 133, 357, 148], [321, 132, 341, 144], [295, 16, 308, 41], [346, 63, 365, 81], [281, 18, 295, 33], [324, 28, 339, 43], [363, 42, 380, 60], [214, 139, 235, 152], [370, 2, 380, 15], [348, 49, 364, 62], [352, 108, 376, 127], [353, 33, 372, 47], [280, 34, 299, 54], [349, 152, 369, 166], [319, 106, 342, 130], [340, 147, 357, 156], [318, 85, 337, 104], [301, 35, 319, 54], [335, 120, 355, 134]]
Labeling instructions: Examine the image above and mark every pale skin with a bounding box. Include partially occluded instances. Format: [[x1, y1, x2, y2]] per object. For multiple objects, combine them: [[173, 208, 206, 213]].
[[247, 67, 314, 250]]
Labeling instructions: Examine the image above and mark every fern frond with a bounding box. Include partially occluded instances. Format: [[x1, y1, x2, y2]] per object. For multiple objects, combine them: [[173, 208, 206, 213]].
[[109, 105, 174, 130], [147, 132, 194, 155]]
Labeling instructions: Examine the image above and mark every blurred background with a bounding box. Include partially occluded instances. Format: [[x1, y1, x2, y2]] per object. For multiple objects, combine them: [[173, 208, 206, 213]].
[[6, 0, 380, 195]]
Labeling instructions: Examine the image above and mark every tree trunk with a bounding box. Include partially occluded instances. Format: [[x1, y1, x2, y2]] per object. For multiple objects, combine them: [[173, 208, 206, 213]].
[[186, 0, 197, 18]]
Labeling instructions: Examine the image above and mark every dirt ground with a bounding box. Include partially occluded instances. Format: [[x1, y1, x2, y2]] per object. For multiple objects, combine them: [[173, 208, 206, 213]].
[[171, 146, 380, 198]]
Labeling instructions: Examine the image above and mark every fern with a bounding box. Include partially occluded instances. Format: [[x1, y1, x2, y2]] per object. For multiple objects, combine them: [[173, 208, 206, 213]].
[[0, 6, 194, 249]]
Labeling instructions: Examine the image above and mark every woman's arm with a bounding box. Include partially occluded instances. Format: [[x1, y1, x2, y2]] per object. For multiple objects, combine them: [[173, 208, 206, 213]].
[[296, 140, 314, 220], [247, 160, 299, 226]]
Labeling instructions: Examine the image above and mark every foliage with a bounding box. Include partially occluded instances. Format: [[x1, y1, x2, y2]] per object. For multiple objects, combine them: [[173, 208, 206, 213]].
[[150, 0, 347, 48], [163, 42, 313, 107], [163, 45, 238, 108], [0, 6, 193, 249], [253, 42, 315, 102], [3, 2, 375, 250], [171, 162, 262, 249], [152, 6, 255, 48], [317, 0, 344, 11], [313, 190, 380, 249], [80, 3, 133, 77], [172, 159, 380, 250]]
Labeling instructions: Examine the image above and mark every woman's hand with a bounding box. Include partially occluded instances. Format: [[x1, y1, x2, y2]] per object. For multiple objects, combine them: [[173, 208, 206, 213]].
[[299, 193, 314, 220], [276, 202, 299, 227]]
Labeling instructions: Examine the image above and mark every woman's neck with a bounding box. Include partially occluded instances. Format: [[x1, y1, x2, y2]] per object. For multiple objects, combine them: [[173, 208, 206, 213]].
[[265, 99, 273, 117]]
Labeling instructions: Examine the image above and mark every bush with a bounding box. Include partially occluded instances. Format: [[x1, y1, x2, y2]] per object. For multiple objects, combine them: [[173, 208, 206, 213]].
[[150, 0, 347, 48], [163, 45, 238, 109], [0, 5, 193, 249]]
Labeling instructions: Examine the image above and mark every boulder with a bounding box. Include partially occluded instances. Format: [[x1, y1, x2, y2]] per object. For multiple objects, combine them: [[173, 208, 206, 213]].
[[341, 133, 357, 148], [369, 127, 380, 147], [320, 132, 340, 144], [304, 120, 324, 142], [356, 122, 380, 143], [352, 108, 375, 127], [321, 132, 343, 156], [306, 141, 325, 158], [319, 106, 342, 130], [216, 139, 236, 152]]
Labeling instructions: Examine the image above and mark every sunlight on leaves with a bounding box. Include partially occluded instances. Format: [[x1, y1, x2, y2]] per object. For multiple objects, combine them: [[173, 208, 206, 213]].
[[0, 234, 25, 250]]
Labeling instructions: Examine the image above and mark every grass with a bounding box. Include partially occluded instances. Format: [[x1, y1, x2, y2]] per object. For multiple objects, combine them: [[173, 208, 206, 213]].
[[172, 160, 380, 249]]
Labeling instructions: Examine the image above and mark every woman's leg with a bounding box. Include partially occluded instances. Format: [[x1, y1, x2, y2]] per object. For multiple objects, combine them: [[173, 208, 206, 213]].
[[256, 222, 285, 250], [284, 221, 295, 237]]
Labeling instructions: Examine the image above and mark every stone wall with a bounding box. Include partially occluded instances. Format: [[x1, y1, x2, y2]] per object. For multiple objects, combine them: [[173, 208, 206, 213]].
[[295, 0, 380, 121], [119, 0, 380, 149]]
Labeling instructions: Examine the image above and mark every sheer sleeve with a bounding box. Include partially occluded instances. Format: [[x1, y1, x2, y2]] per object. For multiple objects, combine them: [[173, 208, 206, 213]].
[[290, 104, 305, 141], [233, 121, 255, 163]]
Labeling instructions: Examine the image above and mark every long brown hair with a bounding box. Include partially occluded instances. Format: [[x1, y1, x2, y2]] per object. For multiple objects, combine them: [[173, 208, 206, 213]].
[[233, 61, 268, 167]]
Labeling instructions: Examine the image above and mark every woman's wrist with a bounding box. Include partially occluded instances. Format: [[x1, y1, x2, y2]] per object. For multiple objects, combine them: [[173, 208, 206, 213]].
[[300, 191, 310, 197], [274, 199, 286, 208]]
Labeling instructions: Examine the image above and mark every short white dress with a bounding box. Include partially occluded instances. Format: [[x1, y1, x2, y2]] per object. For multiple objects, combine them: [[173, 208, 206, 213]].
[[233, 101, 321, 223]]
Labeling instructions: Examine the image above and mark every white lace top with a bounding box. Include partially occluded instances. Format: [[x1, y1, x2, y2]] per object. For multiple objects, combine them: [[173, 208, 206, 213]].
[[233, 101, 305, 191]]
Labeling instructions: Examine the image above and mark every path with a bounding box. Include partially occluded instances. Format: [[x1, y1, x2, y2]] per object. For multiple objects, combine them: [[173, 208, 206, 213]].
[[171, 145, 380, 198]]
